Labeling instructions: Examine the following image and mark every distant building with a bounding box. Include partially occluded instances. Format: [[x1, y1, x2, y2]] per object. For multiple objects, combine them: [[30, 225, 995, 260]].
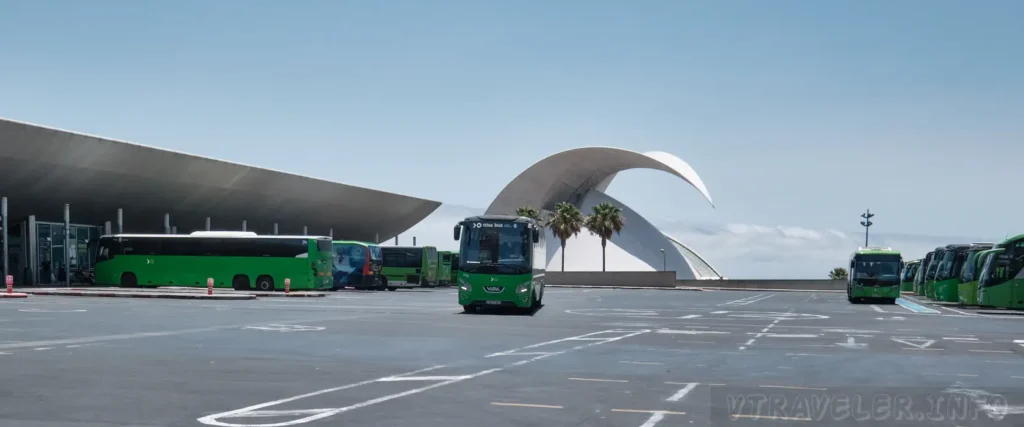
[[486, 147, 722, 280]]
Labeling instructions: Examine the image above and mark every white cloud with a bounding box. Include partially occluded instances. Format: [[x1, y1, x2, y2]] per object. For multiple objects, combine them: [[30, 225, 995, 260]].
[[391, 204, 992, 280]]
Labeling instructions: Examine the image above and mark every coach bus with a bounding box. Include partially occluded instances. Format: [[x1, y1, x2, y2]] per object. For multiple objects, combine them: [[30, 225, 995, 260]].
[[381, 246, 439, 289], [900, 259, 920, 293], [449, 252, 460, 285], [94, 231, 333, 291], [914, 250, 936, 296], [924, 246, 945, 298], [957, 243, 995, 305], [331, 241, 384, 291], [437, 251, 454, 286], [453, 215, 545, 313], [933, 244, 972, 302], [847, 247, 902, 304], [978, 234, 1024, 309]]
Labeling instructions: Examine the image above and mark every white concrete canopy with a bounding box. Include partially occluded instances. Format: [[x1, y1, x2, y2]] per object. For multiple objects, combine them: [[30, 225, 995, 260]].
[[0, 117, 440, 241]]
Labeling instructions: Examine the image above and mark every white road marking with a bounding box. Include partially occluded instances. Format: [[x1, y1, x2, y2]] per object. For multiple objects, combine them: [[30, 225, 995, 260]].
[[939, 306, 978, 316], [655, 329, 729, 335], [823, 329, 882, 334], [486, 329, 640, 357], [711, 311, 729, 314], [491, 402, 564, 409], [639, 411, 667, 427], [220, 410, 335, 419], [243, 324, 325, 332], [33, 347, 52, 351], [666, 382, 699, 402], [969, 350, 1014, 354], [620, 361, 664, 365], [377, 376, 471, 382], [836, 336, 866, 349], [677, 340, 714, 344], [943, 337, 978, 341], [871, 305, 884, 313], [739, 318, 781, 350], [719, 294, 774, 306], [749, 333, 818, 338], [199, 329, 649, 426], [786, 353, 828, 357], [892, 338, 935, 349], [676, 314, 702, 319], [570, 378, 628, 383], [17, 308, 87, 313]]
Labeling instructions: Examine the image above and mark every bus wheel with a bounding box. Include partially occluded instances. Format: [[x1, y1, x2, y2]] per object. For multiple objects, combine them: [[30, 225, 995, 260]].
[[232, 275, 251, 291], [255, 275, 275, 291], [387, 287, 397, 291], [462, 305, 476, 313], [121, 273, 138, 288]]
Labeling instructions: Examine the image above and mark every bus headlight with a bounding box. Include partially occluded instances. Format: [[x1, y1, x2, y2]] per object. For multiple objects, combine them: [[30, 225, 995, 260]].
[[459, 280, 471, 292], [516, 283, 530, 294]]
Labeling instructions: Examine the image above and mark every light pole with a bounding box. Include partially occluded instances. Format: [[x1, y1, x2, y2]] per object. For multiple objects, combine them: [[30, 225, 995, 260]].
[[860, 209, 874, 247], [660, 249, 666, 271]]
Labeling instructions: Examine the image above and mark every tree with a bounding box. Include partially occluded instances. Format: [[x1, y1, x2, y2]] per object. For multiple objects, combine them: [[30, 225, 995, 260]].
[[547, 202, 585, 272], [829, 267, 849, 280], [583, 202, 626, 272], [515, 206, 542, 224]]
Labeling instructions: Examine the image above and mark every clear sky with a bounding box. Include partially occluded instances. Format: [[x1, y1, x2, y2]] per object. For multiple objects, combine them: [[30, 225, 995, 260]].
[[2, 1, 1022, 276]]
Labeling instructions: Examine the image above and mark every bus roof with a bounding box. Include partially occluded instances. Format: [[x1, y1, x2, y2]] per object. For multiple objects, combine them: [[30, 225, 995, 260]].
[[854, 247, 900, 256], [905, 259, 921, 265], [944, 243, 972, 250], [101, 234, 331, 240], [332, 240, 379, 246], [462, 215, 538, 224], [382, 245, 435, 250], [998, 234, 1024, 245]]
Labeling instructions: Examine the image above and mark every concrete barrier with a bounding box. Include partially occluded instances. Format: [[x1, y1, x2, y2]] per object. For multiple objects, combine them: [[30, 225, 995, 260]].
[[678, 279, 846, 291], [545, 271, 677, 288]]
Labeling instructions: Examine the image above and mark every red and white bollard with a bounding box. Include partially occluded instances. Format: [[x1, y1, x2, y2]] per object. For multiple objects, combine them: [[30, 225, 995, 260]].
[[5, 275, 13, 294], [207, 278, 213, 296], [285, 278, 291, 294]]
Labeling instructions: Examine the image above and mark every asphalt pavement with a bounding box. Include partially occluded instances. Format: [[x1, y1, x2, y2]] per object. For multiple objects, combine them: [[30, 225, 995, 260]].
[[1, 287, 1022, 427]]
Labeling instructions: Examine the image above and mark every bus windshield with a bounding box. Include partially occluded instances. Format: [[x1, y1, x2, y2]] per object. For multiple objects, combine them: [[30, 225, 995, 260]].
[[459, 222, 531, 275], [935, 250, 959, 280], [853, 256, 900, 281], [333, 243, 367, 273], [901, 263, 918, 282], [368, 245, 382, 261], [960, 251, 981, 282]]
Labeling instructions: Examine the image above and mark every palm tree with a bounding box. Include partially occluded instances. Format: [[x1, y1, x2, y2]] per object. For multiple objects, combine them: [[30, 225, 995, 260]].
[[515, 206, 542, 224], [829, 267, 849, 280], [547, 202, 585, 272], [583, 202, 626, 272]]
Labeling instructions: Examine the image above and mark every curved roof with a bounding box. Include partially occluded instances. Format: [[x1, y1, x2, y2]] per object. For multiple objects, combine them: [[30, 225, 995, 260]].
[[486, 147, 713, 215], [663, 233, 724, 280], [0, 117, 439, 242]]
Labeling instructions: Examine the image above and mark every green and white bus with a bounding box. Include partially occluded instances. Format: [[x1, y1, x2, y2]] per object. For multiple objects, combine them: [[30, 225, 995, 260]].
[[95, 231, 334, 291], [923, 247, 945, 299], [437, 251, 454, 286], [957, 243, 995, 306], [914, 250, 936, 296], [933, 244, 972, 302], [847, 247, 902, 304], [900, 259, 920, 293], [331, 241, 384, 291], [450, 252, 460, 285], [977, 234, 1024, 309], [453, 215, 545, 313], [381, 246, 439, 289]]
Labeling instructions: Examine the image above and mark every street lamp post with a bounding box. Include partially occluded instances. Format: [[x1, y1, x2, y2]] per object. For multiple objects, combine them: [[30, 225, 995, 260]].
[[860, 209, 874, 247]]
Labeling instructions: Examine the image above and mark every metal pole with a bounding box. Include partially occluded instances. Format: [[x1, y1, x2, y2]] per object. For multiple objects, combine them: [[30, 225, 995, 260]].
[[164, 213, 171, 234], [205, 217, 211, 231], [242, 220, 247, 232], [413, 236, 417, 246], [1, 197, 7, 282], [860, 209, 874, 247], [64, 204, 70, 288], [273, 223, 278, 235], [303, 226, 308, 235], [116, 208, 123, 234], [329, 228, 333, 239], [171, 226, 177, 234]]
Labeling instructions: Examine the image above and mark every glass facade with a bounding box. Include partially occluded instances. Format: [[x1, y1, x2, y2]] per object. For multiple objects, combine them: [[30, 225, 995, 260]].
[[32, 221, 101, 285]]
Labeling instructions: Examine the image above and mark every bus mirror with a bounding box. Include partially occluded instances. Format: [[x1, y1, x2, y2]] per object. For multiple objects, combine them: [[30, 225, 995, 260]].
[[532, 228, 540, 243], [453, 225, 461, 241]]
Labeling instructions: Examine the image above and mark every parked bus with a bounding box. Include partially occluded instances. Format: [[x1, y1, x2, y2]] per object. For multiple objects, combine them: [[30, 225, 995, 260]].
[[977, 247, 1007, 307], [957, 243, 995, 305], [847, 247, 902, 304], [437, 251, 454, 286], [900, 260, 920, 293], [933, 244, 972, 302], [978, 234, 1024, 309], [914, 250, 936, 296], [381, 246, 439, 289], [923, 247, 945, 298], [453, 215, 545, 313], [94, 231, 333, 291], [450, 252, 460, 285], [331, 241, 384, 291]]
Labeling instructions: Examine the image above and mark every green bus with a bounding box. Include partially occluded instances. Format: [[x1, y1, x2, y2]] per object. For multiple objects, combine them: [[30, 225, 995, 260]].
[[978, 234, 1024, 309], [453, 215, 545, 313], [957, 243, 995, 305], [923, 247, 945, 298], [450, 252, 460, 285], [381, 246, 439, 289], [331, 241, 384, 291], [933, 244, 972, 302], [914, 250, 936, 296], [900, 259, 920, 293], [437, 251, 454, 286], [847, 247, 902, 304], [95, 231, 334, 291]]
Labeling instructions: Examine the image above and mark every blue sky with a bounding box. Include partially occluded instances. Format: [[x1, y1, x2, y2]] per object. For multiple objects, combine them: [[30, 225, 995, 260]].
[[2, 1, 1021, 276]]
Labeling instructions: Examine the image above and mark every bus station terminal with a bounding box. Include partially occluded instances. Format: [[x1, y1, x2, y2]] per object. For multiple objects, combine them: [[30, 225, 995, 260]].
[[0, 117, 441, 286]]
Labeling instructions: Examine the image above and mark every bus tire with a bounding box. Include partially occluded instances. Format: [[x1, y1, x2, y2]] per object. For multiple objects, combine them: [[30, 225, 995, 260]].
[[121, 272, 138, 288], [255, 275, 275, 291], [462, 305, 476, 313], [387, 287, 397, 291], [232, 275, 251, 291]]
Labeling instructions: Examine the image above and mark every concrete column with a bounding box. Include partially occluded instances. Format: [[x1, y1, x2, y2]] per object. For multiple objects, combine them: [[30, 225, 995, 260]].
[[64, 204, 70, 288], [104, 221, 112, 235], [171, 226, 178, 234], [413, 236, 417, 246], [394, 236, 398, 245], [164, 213, 171, 234], [27, 215, 37, 285], [273, 223, 279, 235], [1, 197, 7, 282], [205, 217, 211, 231], [242, 220, 247, 232], [375, 233, 379, 244], [329, 228, 333, 239], [303, 226, 308, 235], [117, 208, 123, 234]]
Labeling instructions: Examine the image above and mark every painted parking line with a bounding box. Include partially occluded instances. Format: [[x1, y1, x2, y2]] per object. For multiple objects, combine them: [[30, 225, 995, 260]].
[[666, 382, 699, 402], [491, 402, 563, 409], [569, 377, 628, 383], [895, 298, 940, 314]]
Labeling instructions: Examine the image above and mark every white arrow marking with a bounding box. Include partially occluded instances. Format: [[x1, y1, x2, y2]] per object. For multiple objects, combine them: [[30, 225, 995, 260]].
[[836, 336, 866, 349], [871, 305, 884, 313], [892, 338, 935, 349]]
